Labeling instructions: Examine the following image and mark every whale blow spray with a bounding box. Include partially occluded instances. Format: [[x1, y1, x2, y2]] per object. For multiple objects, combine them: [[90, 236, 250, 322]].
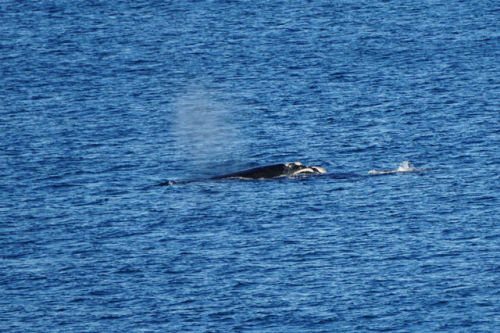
[[171, 86, 246, 178]]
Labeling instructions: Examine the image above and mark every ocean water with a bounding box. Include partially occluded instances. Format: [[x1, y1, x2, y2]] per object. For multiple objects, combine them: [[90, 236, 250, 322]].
[[1, 1, 499, 332]]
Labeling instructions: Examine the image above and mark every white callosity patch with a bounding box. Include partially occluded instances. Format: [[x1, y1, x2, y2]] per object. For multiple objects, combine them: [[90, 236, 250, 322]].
[[312, 166, 327, 174], [292, 167, 316, 175], [287, 162, 327, 176]]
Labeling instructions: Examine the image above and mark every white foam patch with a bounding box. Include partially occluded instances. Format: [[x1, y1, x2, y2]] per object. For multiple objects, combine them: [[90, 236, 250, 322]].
[[368, 161, 425, 175], [396, 160, 416, 172]]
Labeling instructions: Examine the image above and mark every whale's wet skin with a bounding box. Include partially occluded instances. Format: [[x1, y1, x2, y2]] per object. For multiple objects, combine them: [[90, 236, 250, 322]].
[[159, 162, 327, 185]]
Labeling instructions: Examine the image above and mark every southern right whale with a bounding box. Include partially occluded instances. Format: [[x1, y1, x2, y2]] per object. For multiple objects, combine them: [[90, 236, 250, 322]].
[[158, 162, 327, 185], [211, 162, 327, 180]]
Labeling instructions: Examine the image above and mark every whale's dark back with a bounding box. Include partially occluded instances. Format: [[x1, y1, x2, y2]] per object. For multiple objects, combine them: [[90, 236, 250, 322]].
[[211, 164, 288, 180]]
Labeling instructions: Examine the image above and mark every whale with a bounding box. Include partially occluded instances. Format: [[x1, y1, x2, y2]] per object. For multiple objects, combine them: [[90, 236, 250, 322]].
[[211, 162, 327, 180], [159, 162, 326, 185]]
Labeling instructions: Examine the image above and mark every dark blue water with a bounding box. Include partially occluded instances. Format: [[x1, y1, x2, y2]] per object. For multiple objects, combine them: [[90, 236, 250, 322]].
[[1, 1, 499, 332]]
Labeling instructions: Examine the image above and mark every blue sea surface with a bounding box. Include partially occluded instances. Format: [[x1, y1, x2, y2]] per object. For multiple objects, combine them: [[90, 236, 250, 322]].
[[1, 1, 499, 332]]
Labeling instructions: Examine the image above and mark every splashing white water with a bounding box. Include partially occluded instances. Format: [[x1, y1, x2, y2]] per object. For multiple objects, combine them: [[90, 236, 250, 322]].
[[368, 161, 424, 175], [396, 160, 416, 172]]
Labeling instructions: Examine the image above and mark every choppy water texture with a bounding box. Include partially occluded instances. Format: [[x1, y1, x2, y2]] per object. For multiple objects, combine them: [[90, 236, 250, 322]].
[[1, 1, 499, 332]]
